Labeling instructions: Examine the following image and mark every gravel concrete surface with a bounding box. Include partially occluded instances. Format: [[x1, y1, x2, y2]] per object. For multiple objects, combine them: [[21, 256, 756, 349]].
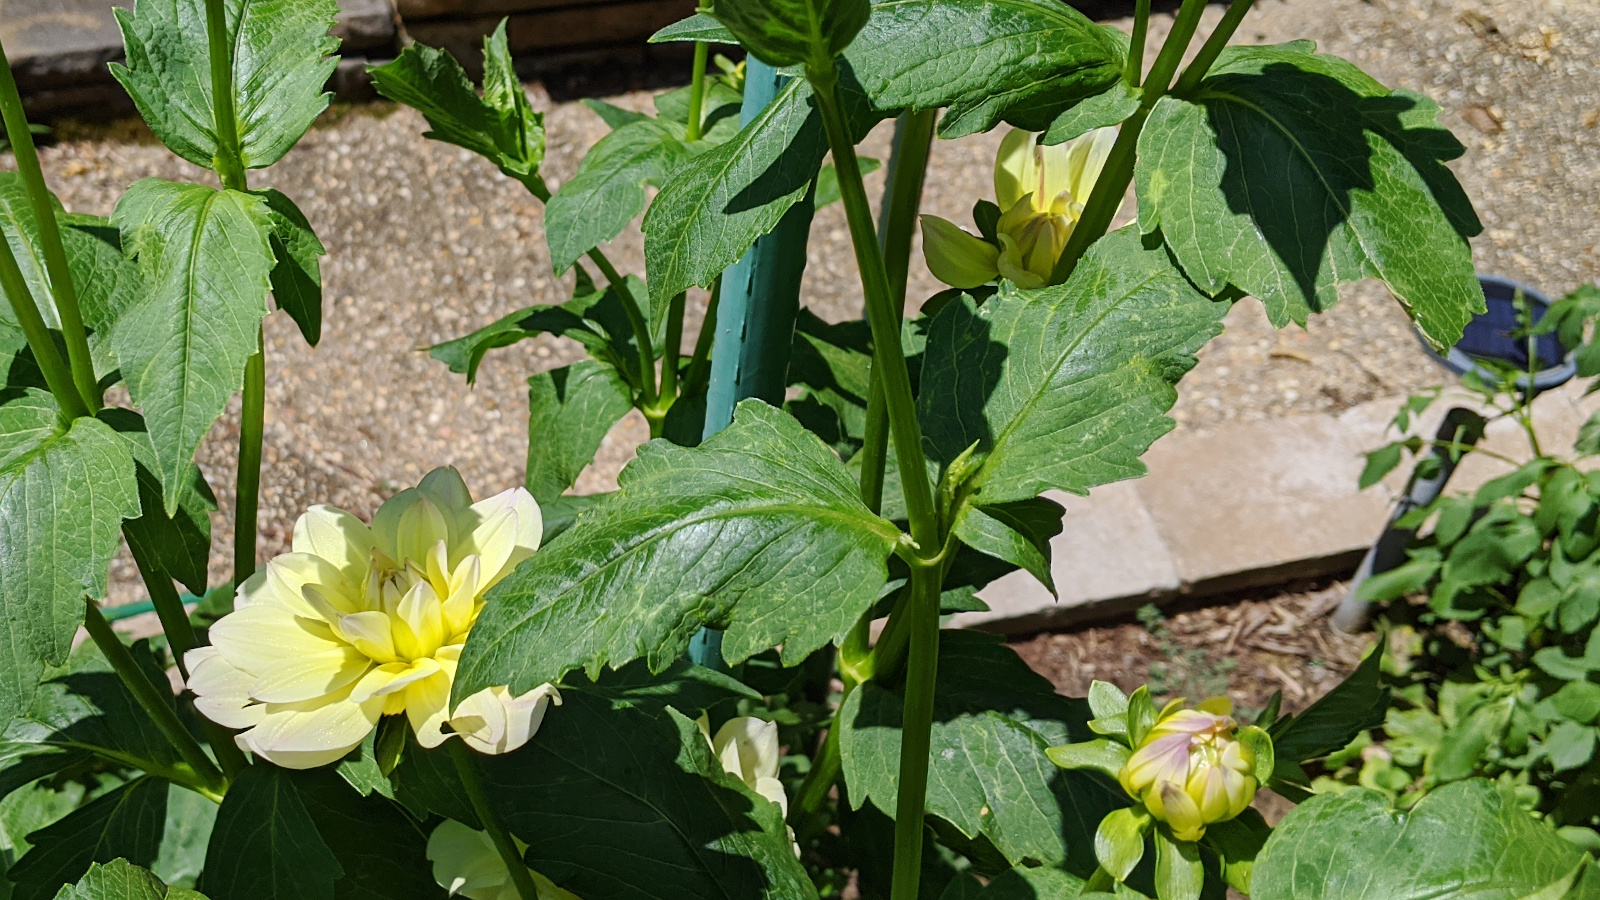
[[15, 0, 1599, 607]]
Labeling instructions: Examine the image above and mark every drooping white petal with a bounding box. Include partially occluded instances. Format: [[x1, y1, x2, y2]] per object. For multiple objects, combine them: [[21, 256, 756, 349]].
[[236, 687, 383, 769], [185, 647, 265, 730], [713, 717, 781, 785], [292, 505, 377, 586], [450, 684, 561, 756], [209, 605, 345, 676]]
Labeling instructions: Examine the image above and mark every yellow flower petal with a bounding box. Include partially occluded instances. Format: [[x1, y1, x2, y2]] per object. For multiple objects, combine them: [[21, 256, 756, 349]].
[[240, 552, 361, 618], [993, 127, 1038, 212], [349, 658, 444, 703], [405, 669, 455, 748], [920, 215, 999, 289], [466, 488, 542, 585], [209, 606, 344, 676], [292, 505, 376, 586], [249, 646, 373, 704], [417, 467, 474, 522], [335, 610, 399, 663], [237, 687, 383, 769], [1158, 781, 1206, 842]]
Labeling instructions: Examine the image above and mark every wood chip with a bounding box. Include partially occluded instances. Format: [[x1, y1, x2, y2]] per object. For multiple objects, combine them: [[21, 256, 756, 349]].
[[1268, 663, 1308, 700]]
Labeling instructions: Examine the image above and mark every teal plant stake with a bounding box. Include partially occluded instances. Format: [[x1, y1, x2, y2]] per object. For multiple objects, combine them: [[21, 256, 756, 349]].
[[691, 58, 816, 670]]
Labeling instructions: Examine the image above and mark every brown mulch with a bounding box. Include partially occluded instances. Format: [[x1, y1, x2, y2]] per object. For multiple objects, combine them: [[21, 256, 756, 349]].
[[1010, 580, 1375, 721]]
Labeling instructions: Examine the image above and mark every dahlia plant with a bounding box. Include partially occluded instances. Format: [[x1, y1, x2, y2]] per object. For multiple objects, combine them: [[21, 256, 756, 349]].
[[0, 0, 1592, 897]]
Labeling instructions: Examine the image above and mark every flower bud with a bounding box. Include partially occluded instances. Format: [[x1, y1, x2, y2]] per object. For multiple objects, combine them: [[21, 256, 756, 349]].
[[1118, 698, 1258, 841]]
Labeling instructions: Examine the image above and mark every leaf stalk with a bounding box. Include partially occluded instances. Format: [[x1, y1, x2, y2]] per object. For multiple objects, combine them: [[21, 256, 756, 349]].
[[0, 229, 89, 419], [0, 39, 100, 411], [1049, 0, 1210, 285], [448, 740, 542, 900], [83, 600, 229, 794]]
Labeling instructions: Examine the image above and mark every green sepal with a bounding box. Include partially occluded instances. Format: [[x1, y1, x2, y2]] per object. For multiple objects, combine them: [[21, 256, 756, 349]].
[[1153, 827, 1204, 900], [1094, 806, 1151, 882], [1046, 739, 1131, 780], [1127, 686, 1157, 748], [1237, 725, 1275, 784], [1089, 680, 1130, 721]]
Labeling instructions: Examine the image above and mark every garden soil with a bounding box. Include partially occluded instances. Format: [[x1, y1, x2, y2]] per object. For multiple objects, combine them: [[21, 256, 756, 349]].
[[20, 0, 1599, 703]]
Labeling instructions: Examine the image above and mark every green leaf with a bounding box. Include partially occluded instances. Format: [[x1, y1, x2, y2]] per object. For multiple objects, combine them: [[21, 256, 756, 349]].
[[111, 179, 275, 515], [846, 0, 1126, 138], [952, 497, 1064, 597], [1047, 739, 1131, 780], [455, 400, 899, 700], [1204, 810, 1270, 895], [200, 766, 342, 900], [257, 190, 323, 347], [102, 409, 214, 597], [387, 732, 477, 830], [840, 630, 1121, 871], [649, 12, 740, 44], [1043, 80, 1142, 145], [1095, 807, 1149, 881], [1153, 826, 1203, 900], [1546, 681, 1600, 725], [483, 690, 815, 899], [369, 22, 545, 189], [919, 227, 1226, 505], [0, 179, 140, 378], [1137, 43, 1481, 348], [291, 772, 443, 900], [429, 271, 647, 385], [151, 784, 215, 890], [1268, 638, 1389, 779], [713, 0, 868, 68], [524, 361, 634, 507], [546, 119, 690, 275], [52, 859, 207, 900], [1354, 552, 1439, 603], [1544, 721, 1597, 773], [559, 658, 762, 717], [0, 391, 139, 726], [642, 77, 877, 317], [1359, 441, 1406, 489], [6, 639, 182, 777], [941, 867, 1095, 900], [1533, 630, 1600, 681], [110, 0, 339, 170], [1577, 410, 1600, 456], [9, 777, 167, 900], [1251, 781, 1593, 900]]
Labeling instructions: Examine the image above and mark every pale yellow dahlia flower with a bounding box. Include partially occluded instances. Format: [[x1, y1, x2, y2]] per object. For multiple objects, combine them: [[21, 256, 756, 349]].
[[921, 125, 1118, 290], [1118, 697, 1257, 841], [427, 819, 580, 900], [698, 714, 799, 855], [186, 467, 559, 769]]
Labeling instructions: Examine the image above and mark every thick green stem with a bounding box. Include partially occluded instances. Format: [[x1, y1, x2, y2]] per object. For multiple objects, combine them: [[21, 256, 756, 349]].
[[0, 231, 88, 419], [203, 0, 247, 188], [888, 565, 943, 897], [679, 276, 721, 399], [585, 247, 625, 287], [449, 740, 541, 900], [0, 39, 99, 410], [1049, 0, 1209, 284], [858, 379, 890, 512], [1125, 0, 1152, 85], [125, 541, 249, 777], [808, 64, 942, 900], [84, 601, 227, 793], [1171, 0, 1255, 97], [234, 345, 264, 584]]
